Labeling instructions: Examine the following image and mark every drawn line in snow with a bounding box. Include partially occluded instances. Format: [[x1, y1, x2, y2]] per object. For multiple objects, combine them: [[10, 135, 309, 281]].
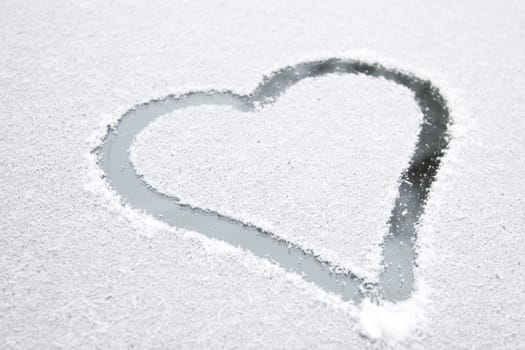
[[95, 58, 450, 303]]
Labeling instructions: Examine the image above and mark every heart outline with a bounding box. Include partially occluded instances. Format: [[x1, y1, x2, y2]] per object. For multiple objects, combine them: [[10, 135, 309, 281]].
[[95, 58, 450, 302]]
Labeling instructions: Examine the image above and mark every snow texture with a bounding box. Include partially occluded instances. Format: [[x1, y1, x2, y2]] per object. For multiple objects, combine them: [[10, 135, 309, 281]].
[[130, 74, 421, 281], [1, 0, 525, 348]]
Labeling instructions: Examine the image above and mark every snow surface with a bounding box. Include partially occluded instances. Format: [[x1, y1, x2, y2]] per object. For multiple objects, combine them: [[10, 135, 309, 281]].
[[1, 0, 525, 348], [130, 74, 421, 281]]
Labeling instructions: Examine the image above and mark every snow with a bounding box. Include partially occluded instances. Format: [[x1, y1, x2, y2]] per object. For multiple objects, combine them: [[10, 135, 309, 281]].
[[1, 0, 525, 348], [130, 74, 421, 281], [357, 295, 426, 343]]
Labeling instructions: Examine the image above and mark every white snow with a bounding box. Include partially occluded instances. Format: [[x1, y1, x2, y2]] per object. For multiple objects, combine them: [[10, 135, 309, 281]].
[[1, 0, 525, 348], [357, 285, 429, 343]]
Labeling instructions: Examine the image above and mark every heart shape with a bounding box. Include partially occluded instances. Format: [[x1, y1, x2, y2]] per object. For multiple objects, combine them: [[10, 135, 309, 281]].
[[96, 58, 450, 302]]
